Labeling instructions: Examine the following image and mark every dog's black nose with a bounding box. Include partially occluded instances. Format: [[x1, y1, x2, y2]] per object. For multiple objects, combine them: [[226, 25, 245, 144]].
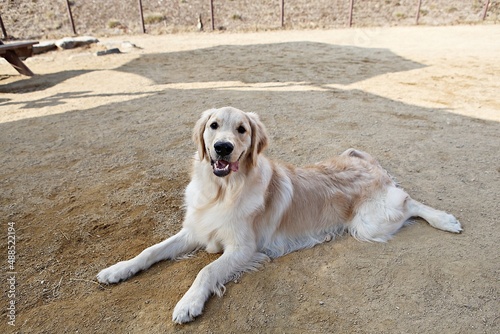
[[214, 141, 234, 156]]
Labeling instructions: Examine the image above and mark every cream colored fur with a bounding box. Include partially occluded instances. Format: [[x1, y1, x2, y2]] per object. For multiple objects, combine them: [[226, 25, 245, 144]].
[[97, 106, 462, 324]]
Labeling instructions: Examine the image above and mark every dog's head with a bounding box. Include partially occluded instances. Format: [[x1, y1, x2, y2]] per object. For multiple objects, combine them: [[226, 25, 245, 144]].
[[193, 107, 268, 177]]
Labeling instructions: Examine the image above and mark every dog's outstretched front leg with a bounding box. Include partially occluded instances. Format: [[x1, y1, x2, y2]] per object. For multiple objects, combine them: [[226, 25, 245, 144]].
[[97, 228, 198, 284], [172, 247, 267, 324]]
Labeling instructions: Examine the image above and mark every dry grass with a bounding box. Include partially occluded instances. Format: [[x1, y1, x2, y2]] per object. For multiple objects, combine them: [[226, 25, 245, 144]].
[[1, 0, 498, 39]]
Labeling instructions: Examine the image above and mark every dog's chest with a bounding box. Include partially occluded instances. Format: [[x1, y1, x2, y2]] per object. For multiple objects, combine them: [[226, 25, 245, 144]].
[[185, 204, 242, 253], [184, 180, 264, 252], [183, 165, 272, 252]]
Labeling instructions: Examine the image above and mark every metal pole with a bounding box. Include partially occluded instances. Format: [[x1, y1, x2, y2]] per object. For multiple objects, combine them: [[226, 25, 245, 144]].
[[0, 14, 8, 40], [348, 0, 354, 27], [138, 0, 146, 33], [482, 0, 490, 20], [415, 0, 422, 25], [210, 0, 215, 30], [280, 0, 285, 27], [65, 0, 77, 35]]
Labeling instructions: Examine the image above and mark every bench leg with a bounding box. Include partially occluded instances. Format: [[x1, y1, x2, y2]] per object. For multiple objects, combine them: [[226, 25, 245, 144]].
[[2, 50, 35, 76]]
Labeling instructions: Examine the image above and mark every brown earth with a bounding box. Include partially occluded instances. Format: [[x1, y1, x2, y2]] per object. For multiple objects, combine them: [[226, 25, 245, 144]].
[[1, 25, 499, 333]]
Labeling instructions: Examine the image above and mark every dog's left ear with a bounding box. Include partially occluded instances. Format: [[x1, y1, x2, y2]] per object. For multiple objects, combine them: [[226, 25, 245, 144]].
[[193, 109, 214, 161], [246, 112, 268, 167]]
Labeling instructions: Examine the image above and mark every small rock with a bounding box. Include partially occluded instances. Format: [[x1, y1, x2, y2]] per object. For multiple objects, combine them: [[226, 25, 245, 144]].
[[121, 41, 139, 49], [56, 36, 99, 50], [96, 48, 121, 56]]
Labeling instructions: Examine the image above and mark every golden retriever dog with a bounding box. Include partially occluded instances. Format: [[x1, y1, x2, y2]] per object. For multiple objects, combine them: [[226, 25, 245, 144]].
[[97, 106, 462, 324]]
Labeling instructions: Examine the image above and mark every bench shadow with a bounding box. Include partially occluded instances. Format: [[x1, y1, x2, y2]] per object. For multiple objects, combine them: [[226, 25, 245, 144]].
[[0, 70, 92, 93]]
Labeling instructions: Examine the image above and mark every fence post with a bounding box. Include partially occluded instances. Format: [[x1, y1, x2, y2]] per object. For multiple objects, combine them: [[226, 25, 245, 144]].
[[482, 0, 490, 20], [210, 0, 215, 30], [348, 0, 354, 27], [0, 14, 8, 39], [138, 0, 146, 33], [280, 0, 285, 27], [415, 0, 422, 25], [65, 0, 77, 35]]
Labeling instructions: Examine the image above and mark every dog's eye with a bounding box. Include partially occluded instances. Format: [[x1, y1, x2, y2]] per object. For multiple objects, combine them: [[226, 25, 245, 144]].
[[210, 122, 218, 130], [237, 126, 246, 134]]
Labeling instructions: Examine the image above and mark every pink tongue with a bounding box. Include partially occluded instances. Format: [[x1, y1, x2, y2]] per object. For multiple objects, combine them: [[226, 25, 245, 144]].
[[216, 160, 229, 169], [216, 160, 239, 172], [230, 161, 239, 172]]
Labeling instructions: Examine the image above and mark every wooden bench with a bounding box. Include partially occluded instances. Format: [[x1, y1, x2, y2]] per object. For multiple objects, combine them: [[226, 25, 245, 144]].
[[0, 40, 39, 76]]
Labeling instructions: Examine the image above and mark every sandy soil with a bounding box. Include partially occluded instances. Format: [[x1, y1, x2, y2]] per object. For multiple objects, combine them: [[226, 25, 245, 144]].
[[1, 25, 499, 333]]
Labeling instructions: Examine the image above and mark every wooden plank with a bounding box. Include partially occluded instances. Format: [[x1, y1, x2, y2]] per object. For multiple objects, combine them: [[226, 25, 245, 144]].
[[0, 41, 38, 55], [0, 41, 39, 76]]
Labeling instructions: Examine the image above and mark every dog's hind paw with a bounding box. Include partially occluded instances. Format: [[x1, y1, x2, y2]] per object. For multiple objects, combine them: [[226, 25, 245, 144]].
[[434, 213, 463, 234]]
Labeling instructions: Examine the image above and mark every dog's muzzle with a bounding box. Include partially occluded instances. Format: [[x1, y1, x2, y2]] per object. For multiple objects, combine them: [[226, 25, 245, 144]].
[[211, 141, 239, 177]]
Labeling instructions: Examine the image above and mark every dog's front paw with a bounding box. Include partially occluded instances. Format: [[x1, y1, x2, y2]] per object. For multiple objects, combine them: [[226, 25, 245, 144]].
[[96, 260, 138, 284], [172, 293, 205, 324]]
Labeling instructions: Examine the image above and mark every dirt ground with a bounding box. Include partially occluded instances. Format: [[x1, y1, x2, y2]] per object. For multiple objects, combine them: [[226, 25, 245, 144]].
[[1, 25, 499, 333]]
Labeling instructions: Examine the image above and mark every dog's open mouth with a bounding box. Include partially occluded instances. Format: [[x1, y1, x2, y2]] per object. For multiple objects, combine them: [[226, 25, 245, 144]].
[[211, 159, 239, 177]]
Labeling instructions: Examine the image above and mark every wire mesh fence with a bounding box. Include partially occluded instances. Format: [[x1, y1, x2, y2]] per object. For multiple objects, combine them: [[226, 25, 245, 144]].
[[1, 0, 498, 39]]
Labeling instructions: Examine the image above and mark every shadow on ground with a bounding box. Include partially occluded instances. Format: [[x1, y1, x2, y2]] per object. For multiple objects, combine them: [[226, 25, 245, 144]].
[[0, 70, 92, 93], [114, 42, 425, 86]]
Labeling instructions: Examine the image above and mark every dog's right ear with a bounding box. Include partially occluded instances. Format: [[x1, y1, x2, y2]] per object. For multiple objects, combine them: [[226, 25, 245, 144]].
[[193, 109, 214, 161]]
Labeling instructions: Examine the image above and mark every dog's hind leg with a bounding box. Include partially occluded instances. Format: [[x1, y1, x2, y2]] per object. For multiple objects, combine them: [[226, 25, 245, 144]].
[[405, 197, 462, 233], [349, 187, 409, 242], [97, 228, 199, 284], [349, 186, 461, 242]]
